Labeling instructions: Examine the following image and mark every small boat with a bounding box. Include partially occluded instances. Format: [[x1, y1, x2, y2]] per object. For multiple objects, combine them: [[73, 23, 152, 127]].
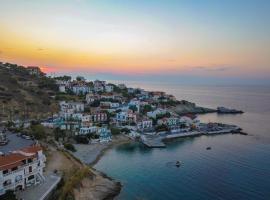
[[206, 147, 211, 150], [175, 161, 181, 167]]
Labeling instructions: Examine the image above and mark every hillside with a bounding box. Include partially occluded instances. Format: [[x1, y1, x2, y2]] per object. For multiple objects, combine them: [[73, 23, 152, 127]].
[[0, 62, 59, 122]]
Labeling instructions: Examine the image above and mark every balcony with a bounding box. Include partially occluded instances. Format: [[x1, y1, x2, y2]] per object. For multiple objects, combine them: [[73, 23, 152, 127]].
[[3, 168, 24, 177], [2, 160, 39, 177]]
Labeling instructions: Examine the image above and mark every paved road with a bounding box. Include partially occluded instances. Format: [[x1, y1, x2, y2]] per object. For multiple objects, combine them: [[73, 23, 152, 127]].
[[16, 173, 61, 200]]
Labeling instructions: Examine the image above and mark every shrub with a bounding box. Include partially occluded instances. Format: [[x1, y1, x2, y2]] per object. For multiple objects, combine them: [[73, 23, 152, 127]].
[[30, 124, 46, 140], [121, 128, 130, 134], [59, 167, 90, 200], [1, 190, 16, 200], [64, 143, 76, 152], [129, 105, 138, 112], [111, 127, 121, 135], [74, 135, 89, 144], [155, 124, 169, 132]]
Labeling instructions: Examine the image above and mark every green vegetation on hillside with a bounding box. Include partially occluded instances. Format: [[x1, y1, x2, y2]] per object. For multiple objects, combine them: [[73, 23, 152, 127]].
[[0, 62, 59, 121]]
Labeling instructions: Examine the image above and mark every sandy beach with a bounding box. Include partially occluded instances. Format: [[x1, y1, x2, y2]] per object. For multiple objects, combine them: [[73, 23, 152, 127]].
[[72, 134, 132, 166]]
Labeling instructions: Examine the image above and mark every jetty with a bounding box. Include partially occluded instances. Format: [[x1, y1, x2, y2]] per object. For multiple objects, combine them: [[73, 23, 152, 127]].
[[141, 135, 166, 148], [141, 123, 244, 148]]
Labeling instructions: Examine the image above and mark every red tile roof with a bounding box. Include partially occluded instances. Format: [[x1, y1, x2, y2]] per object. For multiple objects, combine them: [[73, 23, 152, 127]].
[[20, 145, 42, 154], [0, 153, 27, 171], [0, 145, 42, 171]]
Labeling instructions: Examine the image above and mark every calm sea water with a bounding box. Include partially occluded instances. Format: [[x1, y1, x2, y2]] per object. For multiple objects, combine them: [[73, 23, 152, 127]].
[[94, 84, 270, 200]]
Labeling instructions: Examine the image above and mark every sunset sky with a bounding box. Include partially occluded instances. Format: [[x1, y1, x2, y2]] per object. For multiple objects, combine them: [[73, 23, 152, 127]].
[[0, 0, 270, 84]]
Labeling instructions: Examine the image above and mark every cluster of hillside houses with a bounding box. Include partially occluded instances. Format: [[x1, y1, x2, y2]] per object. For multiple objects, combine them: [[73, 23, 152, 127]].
[[41, 78, 200, 143]]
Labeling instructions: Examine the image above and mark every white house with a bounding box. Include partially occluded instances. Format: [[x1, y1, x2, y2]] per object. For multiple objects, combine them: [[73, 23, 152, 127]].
[[179, 116, 200, 127], [71, 113, 83, 120], [158, 117, 180, 127], [137, 118, 153, 131], [97, 127, 112, 143], [105, 85, 114, 93], [78, 126, 98, 135], [55, 79, 70, 86], [81, 114, 92, 127], [116, 111, 137, 123], [94, 80, 105, 92], [118, 84, 126, 90], [147, 108, 167, 119], [127, 88, 135, 94], [110, 102, 120, 109], [128, 99, 140, 112], [72, 85, 90, 95], [0, 145, 46, 196], [86, 94, 100, 104], [59, 85, 66, 93], [59, 101, 84, 119], [100, 102, 120, 109], [92, 112, 107, 122], [59, 101, 84, 112]]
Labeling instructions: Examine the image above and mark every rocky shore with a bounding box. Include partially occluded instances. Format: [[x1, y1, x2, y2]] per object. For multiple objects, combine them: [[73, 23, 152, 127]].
[[170, 102, 216, 115], [72, 168, 122, 200], [45, 137, 130, 200], [69, 135, 132, 200]]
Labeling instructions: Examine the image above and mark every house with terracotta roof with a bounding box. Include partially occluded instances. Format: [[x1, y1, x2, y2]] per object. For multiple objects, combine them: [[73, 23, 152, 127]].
[[0, 145, 46, 196]]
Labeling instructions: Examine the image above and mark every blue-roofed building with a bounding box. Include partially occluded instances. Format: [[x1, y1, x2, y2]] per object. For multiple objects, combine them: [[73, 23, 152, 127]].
[[98, 127, 112, 143]]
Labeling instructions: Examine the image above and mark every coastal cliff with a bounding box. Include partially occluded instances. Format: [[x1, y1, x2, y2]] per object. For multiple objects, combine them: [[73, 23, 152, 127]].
[[45, 145, 121, 200], [170, 100, 216, 115], [73, 170, 121, 200]]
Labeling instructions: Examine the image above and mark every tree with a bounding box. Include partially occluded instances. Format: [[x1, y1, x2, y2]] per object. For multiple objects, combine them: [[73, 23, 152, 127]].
[[54, 127, 66, 141], [1, 190, 16, 200], [129, 105, 138, 113], [30, 124, 46, 140], [142, 104, 152, 114], [121, 128, 130, 134], [54, 75, 71, 81], [111, 127, 121, 135], [75, 135, 89, 144], [155, 124, 169, 132], [76, 76, 85, 81], [64, 143, 76, 152], [90, 100, 100, 107]]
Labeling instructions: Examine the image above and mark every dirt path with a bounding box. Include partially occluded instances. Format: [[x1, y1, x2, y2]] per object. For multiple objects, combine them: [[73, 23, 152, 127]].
[[45, 145, 81, 176]]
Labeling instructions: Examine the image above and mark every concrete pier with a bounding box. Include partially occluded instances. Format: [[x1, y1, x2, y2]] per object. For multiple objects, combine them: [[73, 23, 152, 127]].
[[141, 135, 166, 148]]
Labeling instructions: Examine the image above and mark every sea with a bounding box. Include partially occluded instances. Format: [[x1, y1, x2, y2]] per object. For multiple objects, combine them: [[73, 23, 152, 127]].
[[94, 83, 270, 200]]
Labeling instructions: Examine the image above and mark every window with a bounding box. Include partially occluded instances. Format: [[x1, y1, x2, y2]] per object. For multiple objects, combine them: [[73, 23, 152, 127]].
[[29, 166, 32, 173], [28, 158, 33, 163], [28, 175, 35, 181], [3, 169, 9, 174], [3, 179, 11, 186], [15, 175, 23, 182], [12, 166, 18, 171]]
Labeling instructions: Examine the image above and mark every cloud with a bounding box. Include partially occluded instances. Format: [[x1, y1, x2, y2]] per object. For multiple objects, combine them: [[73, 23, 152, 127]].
[[193, 66, 232, 72], [167, 59, 177, 63], [37, 48, 45, 51], [0, 50, 3, 55]]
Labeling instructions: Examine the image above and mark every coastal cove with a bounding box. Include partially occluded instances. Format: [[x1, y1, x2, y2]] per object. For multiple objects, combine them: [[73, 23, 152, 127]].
[[93, 84, 270, 200]]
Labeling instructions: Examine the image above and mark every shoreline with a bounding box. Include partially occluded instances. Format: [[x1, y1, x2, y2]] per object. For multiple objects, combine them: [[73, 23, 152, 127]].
[[71, 135, 133, 199], [90, 136, 133, 167], [70, 130, 247, 199], [72, 134, 133, 167]]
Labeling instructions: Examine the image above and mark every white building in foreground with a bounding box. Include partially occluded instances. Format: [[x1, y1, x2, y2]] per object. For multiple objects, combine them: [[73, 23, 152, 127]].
[[0, 145, 46, 196]]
